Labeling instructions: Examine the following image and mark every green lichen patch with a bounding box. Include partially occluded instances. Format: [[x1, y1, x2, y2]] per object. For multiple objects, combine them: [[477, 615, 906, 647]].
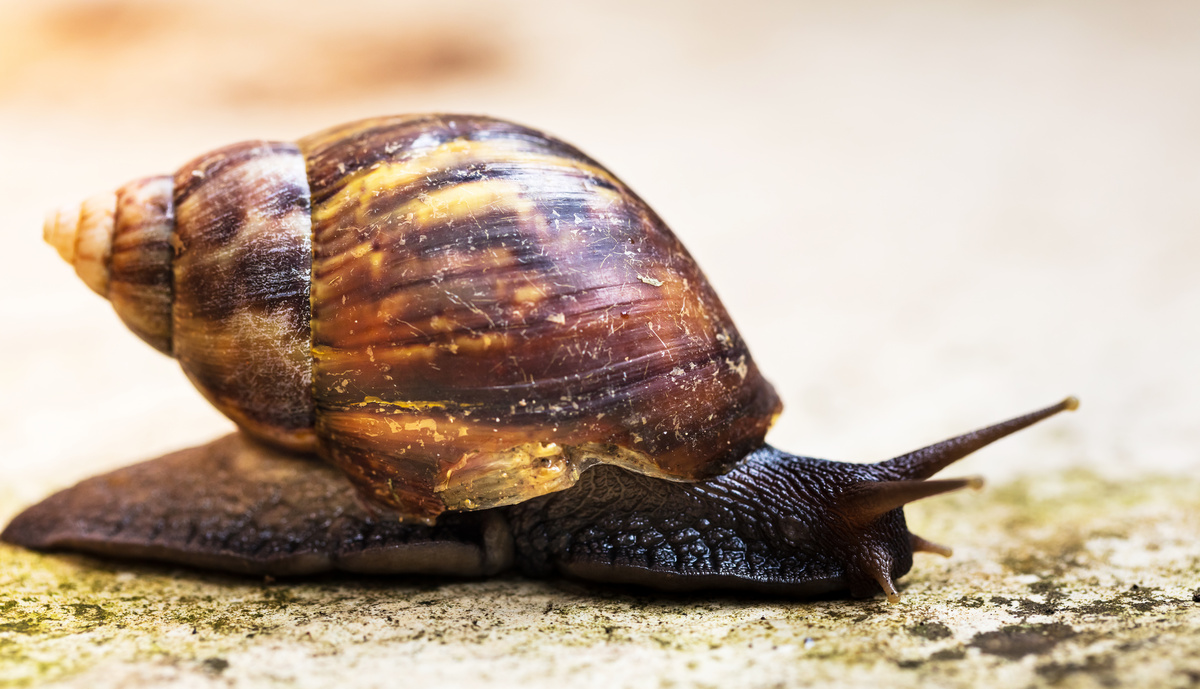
[[1035, 653, 1118, 685], [2, 468, 1200, 688], [968, 622, 1077, 659], [1071, 584, 1176, 616], [906, 621, 952, 640]]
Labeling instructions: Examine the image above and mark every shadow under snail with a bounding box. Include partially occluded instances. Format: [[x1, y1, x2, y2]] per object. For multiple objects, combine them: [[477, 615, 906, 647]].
[[2, 114, 1077, 602]]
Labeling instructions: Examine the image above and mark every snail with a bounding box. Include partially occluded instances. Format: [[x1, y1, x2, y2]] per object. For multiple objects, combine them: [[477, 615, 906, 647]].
[[2, 114, 1076, 602]]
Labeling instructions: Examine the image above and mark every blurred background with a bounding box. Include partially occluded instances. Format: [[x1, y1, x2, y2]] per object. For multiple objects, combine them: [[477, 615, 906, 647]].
[[1, 0, 1197, 510]]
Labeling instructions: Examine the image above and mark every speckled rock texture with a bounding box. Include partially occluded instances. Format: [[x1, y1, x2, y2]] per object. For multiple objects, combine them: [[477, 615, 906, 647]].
[[1, 0, 1198, 687], [4, 470, 1199, 688]]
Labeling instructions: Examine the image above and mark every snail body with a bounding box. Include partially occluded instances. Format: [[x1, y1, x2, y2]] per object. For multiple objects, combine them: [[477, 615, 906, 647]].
[[7, 115, 1076, 601]]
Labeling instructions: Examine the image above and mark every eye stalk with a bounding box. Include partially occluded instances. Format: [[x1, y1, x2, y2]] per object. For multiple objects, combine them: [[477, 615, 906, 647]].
[[880, 396, 1079, 481], [836, 477, 984, 529], [827, 397, 1079, 603]]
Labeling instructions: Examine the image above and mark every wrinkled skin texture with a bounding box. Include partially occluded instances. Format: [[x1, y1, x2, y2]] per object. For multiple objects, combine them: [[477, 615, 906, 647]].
[[0, 435, 512, 578], [2, 435, 906, 599], [2, 400, 1073, 600], [507, 448, 912, 597]]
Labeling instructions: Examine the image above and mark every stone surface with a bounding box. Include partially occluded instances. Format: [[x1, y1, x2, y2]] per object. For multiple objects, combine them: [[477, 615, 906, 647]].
[[3, 470, 1199, 688]]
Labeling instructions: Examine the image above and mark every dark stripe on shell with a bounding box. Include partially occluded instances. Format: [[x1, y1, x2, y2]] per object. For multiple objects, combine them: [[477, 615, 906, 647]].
[[109, 175, 175, 354], [172, 141, 317, 452], [300, 114, 607, 206]]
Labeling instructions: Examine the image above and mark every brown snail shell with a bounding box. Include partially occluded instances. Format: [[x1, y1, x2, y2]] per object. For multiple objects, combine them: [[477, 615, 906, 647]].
[[46, 114, 782, 523]]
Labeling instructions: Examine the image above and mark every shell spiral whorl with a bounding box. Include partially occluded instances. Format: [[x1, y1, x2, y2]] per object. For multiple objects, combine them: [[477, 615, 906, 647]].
[[46, 114, 782, 522], [44, 192, 117, 297], [45, 180, 176, 355]]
